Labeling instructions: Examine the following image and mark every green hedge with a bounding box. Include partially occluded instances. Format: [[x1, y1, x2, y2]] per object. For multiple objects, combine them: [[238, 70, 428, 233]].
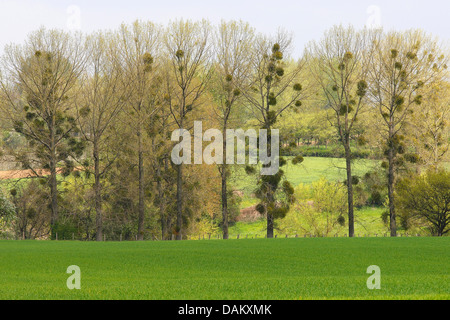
[[281, 145, 373, 159]]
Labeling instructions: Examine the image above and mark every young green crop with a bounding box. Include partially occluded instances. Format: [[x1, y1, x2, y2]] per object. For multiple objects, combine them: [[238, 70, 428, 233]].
[[0, 238, 448, 300]]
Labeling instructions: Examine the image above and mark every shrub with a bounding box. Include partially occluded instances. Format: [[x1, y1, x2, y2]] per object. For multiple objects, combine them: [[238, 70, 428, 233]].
[[396, 168, 450, 236], [279, 178, 347, 236]]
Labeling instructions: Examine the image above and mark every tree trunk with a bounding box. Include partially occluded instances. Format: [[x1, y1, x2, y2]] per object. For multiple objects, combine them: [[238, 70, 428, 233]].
[[176, 163, 183, 240], [266, 189, 275, 238], [49, 127, 58, 240], [164, 156, 172, 240], [387, 123, 397, 237], [94, 140, 103, 242], [137, 129, 145, 241], [156, 161, 167, 240], [388, 145, 397, 237], [267, 213, 274, 238], [160, 194, 167, 240], [221, 165, 228, 240], [345, 144, 355, 237], [49, 165, 58, 230], [221, 127, 229, 240], [266, 121, 276, 239]]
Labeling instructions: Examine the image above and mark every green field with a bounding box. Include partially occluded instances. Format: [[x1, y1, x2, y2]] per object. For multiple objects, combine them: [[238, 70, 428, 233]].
[[1, 238, 448, 300], [231, 156, 380, 208], [229, 157, 388, 237]]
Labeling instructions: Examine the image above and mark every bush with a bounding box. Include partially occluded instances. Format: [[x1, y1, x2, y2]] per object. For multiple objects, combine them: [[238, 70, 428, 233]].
[[8, 180, 51, 239], [396, 168, 450, 236], [360, 171, 387, 207], [279, 178, 347, 236], [0, 191, 16, 239], [0, 191, 15, 222]]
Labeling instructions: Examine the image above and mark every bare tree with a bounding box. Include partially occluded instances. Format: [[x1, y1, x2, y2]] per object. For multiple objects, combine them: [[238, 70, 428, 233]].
[[76, 31, 130, 241], [116, 21, 162, 240], [163, 19, 213, 240], [367, 29, 448, 236], [409, 80, 450, 167], [210, 20, 255, 239], [307, 25, 377, 237]]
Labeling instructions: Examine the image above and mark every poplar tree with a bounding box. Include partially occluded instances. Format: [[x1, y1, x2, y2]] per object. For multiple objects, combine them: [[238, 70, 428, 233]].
[[368, 29, 447, 236], [243, 31, 308, 238], [307, 25, 376, 237]]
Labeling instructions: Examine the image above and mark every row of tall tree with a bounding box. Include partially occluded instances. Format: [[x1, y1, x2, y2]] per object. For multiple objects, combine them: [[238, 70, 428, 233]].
[[307, 26, 448, 237], [0, 21, 448, 239]]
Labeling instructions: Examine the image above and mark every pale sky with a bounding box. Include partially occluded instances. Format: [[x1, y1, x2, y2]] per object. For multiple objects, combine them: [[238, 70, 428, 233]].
[[0, 0, 448, 58]]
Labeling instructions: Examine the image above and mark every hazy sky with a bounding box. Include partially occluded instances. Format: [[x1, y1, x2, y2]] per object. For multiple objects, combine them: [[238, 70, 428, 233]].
[[0, 0, 448, 58]]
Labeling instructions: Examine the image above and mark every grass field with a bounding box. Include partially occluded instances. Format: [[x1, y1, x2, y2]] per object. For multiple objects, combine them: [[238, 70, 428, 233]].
[[231, 157, 380, 208], [229, 157, 390, 237], [0, 238, 448, 300]]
